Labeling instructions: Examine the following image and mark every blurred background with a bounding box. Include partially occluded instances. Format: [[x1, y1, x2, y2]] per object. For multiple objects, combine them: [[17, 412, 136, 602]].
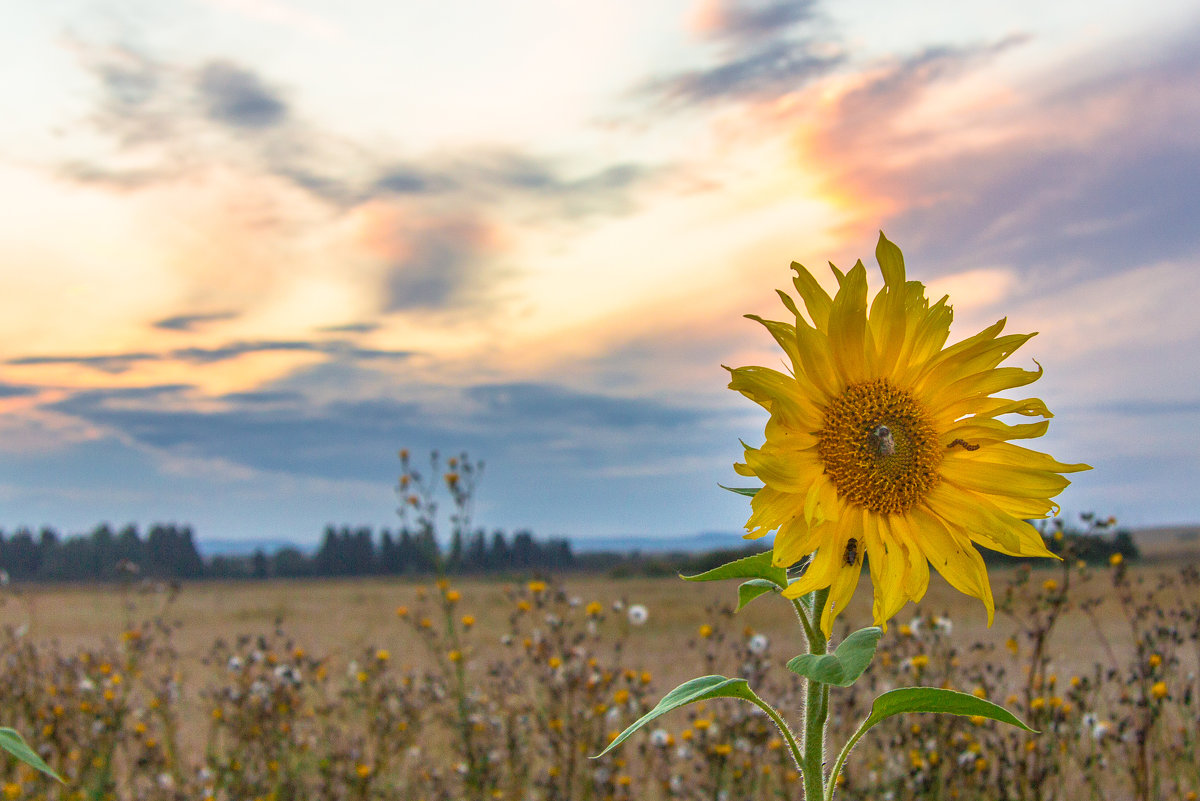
[[1, 0, 1197, 550]]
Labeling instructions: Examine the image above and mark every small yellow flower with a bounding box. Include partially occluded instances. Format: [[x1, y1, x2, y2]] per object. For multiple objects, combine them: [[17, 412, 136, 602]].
[[445, 590, 461, 603], [355, 763, 372, 778], [1042, 579, 1058, 593], [585, 601, 603, 616], [461, 615, 475, 628], [1030, 697, 1045, 711], [1150, 681, 1168, 700], [4, 782, 21, 800], [1109, 553, 1123, 566], [1005, 637, 1019, 655], [693, 718, 711, 730], [640, 671, 652, 684], [375, 649, 390, 662], [712, 743, 733, 756], [614, 689, 630, 704], [911, 654, 929, 669], [972, 687, 987, 699], [436, 578, 450, 590], [698, 624, 714, 638], [395, 606, 409, 617], [356, 671, 369, 683], [449, 650, 463, 664], [516, 600, 531, 613], [1148, 653, 1162, 669], [548, 656, 562, 669], [527, 580, 547, 594]]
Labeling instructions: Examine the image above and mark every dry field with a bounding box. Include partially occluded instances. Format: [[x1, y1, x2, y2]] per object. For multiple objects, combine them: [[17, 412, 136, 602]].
[[6, 564, 1192, 690], [0, 559, 1197, 800]]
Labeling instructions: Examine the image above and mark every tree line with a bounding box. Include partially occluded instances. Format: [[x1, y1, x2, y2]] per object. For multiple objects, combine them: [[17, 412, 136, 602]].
[[0, 523, 574, 583]]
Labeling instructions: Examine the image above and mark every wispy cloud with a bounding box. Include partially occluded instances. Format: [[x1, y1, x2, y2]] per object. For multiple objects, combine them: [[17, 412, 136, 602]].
[[641, 0, 840, 107], [152, 311, 240, 332], [196, 61, 289, 129], [7, 339, 416, 373]]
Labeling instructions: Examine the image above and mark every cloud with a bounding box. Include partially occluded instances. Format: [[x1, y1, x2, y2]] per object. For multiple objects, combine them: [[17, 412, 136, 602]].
[[316, 322, 380, 335], [152, 311, 240, 332], [794, 30, 1200, 288], [691, 0, 821, 43], [379, 216, 495, 312], [42, 376, 717, 485], [196, 61, 288, 128], [7, 352, 160, 374], [641, 0, 838, 108], [6, 339, 416, 373], [648, 40, 842, 106], [464, 382, 705, 430], [0, 384, 36, 399]]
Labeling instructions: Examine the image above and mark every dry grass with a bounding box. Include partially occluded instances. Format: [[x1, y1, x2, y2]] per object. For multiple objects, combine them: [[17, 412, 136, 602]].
[[0, 560, 1196, 800], [5, 564, 1187, 688]]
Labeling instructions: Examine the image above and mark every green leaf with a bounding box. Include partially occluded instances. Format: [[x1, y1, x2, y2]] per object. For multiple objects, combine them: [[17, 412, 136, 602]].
[[593, 675, 762, 758], [786, 626, 882, 687], [736, 579, 778, 611], [863, 687, 1035, 732], [680, 549, 786, 588], [826, 688, 1034, 798], [718, 484, 760, 498], [0, 728, 62, 782]]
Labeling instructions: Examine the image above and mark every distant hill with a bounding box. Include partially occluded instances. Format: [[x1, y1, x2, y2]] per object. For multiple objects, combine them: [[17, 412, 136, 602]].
[[195, 538, 312, 557], [193, 526, 1199, 561], [570, 531, 768, 554], [1129, 525, 1200, 561]]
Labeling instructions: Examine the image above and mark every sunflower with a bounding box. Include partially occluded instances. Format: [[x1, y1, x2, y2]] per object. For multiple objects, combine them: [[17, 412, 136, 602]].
[[728, 233, 1089, 635]]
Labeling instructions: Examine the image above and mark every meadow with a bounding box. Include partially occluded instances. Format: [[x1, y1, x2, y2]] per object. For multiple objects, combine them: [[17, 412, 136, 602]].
[[0, 557, 1196, 801]]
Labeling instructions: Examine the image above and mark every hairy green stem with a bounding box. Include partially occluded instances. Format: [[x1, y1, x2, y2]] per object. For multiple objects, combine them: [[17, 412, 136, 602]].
[[801, 589, 830, 801]]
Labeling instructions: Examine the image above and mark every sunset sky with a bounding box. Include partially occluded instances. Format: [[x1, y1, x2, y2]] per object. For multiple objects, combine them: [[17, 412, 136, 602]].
[[2, 0, 1198, 548]]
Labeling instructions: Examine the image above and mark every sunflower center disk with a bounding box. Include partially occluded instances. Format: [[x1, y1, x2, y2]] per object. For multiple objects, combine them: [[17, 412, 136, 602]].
[[817, 378, 942, 515]]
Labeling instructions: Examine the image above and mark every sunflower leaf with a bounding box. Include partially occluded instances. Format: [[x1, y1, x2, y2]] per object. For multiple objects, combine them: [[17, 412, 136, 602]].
[[680, 550, 786, 588], [592, 675, 772, 759], [827, 688, 1035, 793], [862, 687, 1035, 732], [0, 727, 62, 782], [718, 484, 760, 497], [736, 579, 778, 611], [785, 626, 882, 686]]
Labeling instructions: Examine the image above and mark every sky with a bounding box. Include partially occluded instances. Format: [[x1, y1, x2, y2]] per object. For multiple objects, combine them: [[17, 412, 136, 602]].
[[1, 0, 1198, 548]]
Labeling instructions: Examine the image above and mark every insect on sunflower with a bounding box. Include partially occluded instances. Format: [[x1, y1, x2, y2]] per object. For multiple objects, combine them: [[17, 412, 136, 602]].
[[728, 233, 1089, 635]]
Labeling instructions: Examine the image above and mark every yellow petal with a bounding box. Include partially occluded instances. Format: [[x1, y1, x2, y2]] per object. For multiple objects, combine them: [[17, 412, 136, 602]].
[[939, 457, 1072, 499], [744, 444, 822, 494], [790, 262, 833, 329], [746, 486, 802, 537], [941, 417, 1050, 447], [826, 260, 871, 382], [864, 514, 908, 629], [925, 483, 1053, 557], [890, 514, 930, 600], [772, 516, 819, 567], [726, 366, 821, 430], [908, 509, 995, 625]]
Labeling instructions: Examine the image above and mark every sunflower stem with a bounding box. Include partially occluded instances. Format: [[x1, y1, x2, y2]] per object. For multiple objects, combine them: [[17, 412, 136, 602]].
[[801, 588, 830, 801]]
